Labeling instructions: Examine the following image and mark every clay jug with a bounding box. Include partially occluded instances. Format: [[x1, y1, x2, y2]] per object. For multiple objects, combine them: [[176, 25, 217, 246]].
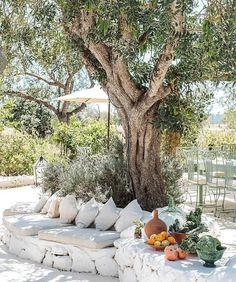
[[144, 209, 167, 238]]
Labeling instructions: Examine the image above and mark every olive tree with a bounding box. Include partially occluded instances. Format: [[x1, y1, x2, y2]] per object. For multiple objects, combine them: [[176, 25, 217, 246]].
[[1, 0, 235, 210]]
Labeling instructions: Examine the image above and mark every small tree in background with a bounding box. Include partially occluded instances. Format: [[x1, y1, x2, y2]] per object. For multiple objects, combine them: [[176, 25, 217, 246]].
[[1, 98, 53, 138], [0, 4, 89, 123]]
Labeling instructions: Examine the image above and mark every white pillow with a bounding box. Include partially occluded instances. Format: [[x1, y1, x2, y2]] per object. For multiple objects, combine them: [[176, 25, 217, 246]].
[[95, 198, 120, 231], [114, 200, 143, 232], [41, 190, 61, 214], [47, 197, 61, 218], [34, 194, 49, 213], [75, 198, 99, 228], [59, 195, 78, 224]]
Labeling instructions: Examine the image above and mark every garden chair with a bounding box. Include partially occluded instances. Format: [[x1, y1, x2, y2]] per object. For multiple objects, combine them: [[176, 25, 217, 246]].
[[203, 151, 227, 217], [186, 148, 207, 207], [218, 160, 236, 221]]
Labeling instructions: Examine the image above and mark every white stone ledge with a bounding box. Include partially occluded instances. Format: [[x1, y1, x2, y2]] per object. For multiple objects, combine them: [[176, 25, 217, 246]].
[[114, 238, 236, 282], [1, 228, 118, 277], [0, 176, 34, 189]]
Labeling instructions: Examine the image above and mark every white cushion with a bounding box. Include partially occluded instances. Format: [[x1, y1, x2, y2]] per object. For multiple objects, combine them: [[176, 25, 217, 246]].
[[114, 200, 143, 232], [41, 191, 60, 214], [59, 195, 78, 224], [34, 194, 49, 213], [38, 226, 120, 249], [3, 214, 69, 236], [47, 197, 61, 218], [75, 198, 99, 228], [95, 198, 120, 231]]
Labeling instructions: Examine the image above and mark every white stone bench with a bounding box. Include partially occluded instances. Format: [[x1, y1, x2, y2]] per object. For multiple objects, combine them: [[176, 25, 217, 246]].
[[114, 238, 236, 282], [1, 207, 152, 278], [2, 227, 118, 277]]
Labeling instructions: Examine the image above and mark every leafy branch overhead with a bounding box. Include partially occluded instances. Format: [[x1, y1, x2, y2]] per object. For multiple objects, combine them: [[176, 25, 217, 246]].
[[0, 0, 89, 122]]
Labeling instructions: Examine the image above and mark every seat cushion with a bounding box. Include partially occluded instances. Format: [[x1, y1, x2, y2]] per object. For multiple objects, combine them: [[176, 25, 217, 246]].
[[38, 227, 120, 249], [3, 214, 69, 236]]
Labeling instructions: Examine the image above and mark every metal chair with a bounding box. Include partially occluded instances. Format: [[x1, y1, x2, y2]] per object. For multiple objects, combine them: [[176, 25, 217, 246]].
[[186, 148, 207, 208], [218, 160, 236, 221], [203, 151, 227, 216]]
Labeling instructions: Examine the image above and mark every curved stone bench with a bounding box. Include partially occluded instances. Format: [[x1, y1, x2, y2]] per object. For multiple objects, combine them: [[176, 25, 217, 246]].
[[2, 228, 118, 277]]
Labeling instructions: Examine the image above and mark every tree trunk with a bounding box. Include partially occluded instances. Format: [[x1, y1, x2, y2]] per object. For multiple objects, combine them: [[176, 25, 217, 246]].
[[125, 108, 168, 211]]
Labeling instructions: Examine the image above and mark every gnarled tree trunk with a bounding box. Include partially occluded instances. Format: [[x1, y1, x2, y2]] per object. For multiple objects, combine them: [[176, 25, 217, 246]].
[[67, 0, 183, 210], [127, 108, 166, 210]]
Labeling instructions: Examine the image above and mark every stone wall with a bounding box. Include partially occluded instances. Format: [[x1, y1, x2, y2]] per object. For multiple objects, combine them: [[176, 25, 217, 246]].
[[1, 229, 118, 277]]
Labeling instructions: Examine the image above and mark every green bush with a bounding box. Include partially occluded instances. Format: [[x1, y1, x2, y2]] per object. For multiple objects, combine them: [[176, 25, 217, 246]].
[[42, 138, 134, 207], [0, 133, 36, 175], [0, 131, 64, 176], [41, 162, 67, 194], [160, 154, 184, 204], [197, 130, 236, 147], [52, 117, 116, 158]]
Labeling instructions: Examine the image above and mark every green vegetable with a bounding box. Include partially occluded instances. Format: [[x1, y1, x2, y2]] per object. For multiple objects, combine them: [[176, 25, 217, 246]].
[[196, 235, 222, 252], [169, 208, 208, 234], [180, 235, 199, 254]]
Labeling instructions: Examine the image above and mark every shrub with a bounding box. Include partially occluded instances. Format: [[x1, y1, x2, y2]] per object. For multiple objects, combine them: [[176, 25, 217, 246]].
[[58, 152, 108, 202], [41, 162, 67, 194], [161, 154, 184, 204], [0, 130, 64, 176], [52, 117, 118, 158], [42, 138, 134, 207], [0, 132, 36, 175], [197, 130, 236, 147], [98, 138, 134, 207]]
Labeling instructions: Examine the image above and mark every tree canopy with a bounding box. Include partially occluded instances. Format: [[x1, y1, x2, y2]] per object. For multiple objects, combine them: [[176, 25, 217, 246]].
[[0, 1, 90, 122]]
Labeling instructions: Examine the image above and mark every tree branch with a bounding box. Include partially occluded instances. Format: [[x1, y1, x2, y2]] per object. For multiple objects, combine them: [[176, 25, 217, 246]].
[[65, 72, 76, 89], [139, 85, 172, 114], [113, 56, 142, 102], [23, 72, 65, 89], [4, 91, 58, 115], [68, 103, 86, 116]]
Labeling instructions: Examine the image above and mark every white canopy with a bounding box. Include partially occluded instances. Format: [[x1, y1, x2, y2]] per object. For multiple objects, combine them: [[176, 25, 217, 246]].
[[56, 85, 109, 103]]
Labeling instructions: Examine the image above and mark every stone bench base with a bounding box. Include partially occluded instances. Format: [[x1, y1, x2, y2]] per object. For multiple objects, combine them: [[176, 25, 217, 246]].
[[1, 228, 118, 277], [114, 239, 236, 282]]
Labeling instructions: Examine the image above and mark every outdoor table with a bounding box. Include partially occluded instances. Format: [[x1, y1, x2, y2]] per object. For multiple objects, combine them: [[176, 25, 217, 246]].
[[114, 238, 236, 282]]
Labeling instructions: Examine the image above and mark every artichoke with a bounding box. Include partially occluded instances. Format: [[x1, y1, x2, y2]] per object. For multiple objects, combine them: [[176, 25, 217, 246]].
[[196, 235, 222, 252]]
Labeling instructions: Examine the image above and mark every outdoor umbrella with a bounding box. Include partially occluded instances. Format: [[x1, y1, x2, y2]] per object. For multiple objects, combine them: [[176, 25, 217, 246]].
[[57, 85, 111, 150]]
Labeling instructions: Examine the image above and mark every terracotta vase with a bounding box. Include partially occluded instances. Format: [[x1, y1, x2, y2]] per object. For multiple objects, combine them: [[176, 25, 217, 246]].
[[144, 209, 167, 238]]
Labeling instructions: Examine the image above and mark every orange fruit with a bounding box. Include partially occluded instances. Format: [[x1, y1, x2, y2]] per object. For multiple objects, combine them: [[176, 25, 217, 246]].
[[147, 238, 155, 245], [154, 240, 162, 247], [150, 234, 158, 241], [160, 231, 169, 239], [161, 240, 170, 247], [156, 234, 166, 242], [167, 236, 176, 245]]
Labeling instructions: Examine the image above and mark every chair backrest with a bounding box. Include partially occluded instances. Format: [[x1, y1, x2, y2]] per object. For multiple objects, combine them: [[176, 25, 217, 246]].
[[203, 150, 226, 187], [186, 148, 205, 182], [225, 160, 235, 188]]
